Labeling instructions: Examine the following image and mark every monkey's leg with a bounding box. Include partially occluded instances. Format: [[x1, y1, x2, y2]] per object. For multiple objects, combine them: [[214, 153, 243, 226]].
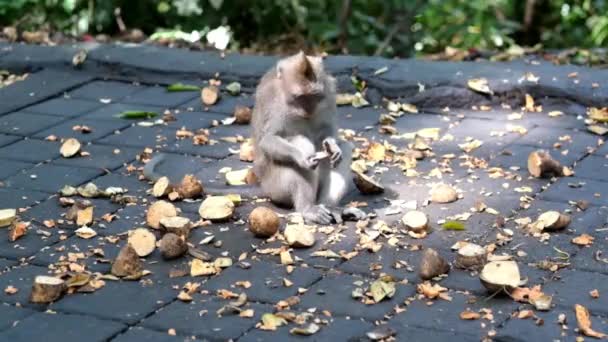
[[318, 140, 352, 206], [318, 140, 366, 221], [262, 165, 333, 225]]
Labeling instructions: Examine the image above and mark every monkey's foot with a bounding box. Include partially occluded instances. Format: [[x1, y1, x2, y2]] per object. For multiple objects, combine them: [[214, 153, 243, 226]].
[[341, 207, 366, 221], [302, 205, 333, 225]]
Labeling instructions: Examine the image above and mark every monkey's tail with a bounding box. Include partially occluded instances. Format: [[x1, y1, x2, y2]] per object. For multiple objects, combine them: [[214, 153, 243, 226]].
[[142, 154, 166, 182], [204, 184, 265, 198]]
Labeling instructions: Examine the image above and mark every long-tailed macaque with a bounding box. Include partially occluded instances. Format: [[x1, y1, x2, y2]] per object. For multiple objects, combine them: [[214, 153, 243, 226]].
[[144, 52, 361, 224]]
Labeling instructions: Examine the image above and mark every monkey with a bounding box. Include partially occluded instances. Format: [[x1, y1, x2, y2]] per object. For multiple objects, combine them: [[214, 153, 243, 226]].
[[144, 51, 363, 224]]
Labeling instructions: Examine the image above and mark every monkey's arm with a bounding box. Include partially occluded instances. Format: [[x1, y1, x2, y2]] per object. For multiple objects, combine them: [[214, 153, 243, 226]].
[[258, 134, 311, 169]]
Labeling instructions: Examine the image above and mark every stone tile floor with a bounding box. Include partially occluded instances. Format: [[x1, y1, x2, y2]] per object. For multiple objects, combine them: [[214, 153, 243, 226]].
[[0, 44, 606, 342]]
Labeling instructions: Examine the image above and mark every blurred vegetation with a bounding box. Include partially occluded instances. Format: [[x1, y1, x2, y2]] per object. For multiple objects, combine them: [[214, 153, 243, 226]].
[[1, 0, 607, 58]]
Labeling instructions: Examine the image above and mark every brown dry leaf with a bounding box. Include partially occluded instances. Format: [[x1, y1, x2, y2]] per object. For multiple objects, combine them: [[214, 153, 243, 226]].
[[517, 310, 535, 319], [101, 213, 116, 223], [572, 234, 594, 246], [176, 128, 194, 139], [239, 309, 254, 318], [460, 310, 480, 320], [524, 94, 535, 112], [235, 280, 252, 289], [4, 285, 18, 295], [574, 304, 607, 339], [416, 282, 448, 300], [43, 219, 56, 228], [217, 289, 239, 299], [8, 221, 28, 242], [367, 142, 386, 162], [590, 289, 600, 299], [76, 206, 94, 226]]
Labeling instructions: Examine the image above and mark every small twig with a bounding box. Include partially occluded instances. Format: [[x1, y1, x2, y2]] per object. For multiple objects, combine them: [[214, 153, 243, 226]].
[[114, 7, 126, 33], [374, 21, 402, 56], [553, 246, 570, 260], [337, 0, 352, 52]]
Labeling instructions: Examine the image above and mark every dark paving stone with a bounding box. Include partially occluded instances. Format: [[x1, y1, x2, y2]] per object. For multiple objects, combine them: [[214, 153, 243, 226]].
[[297, 271, 415, 321], [50, 144, 139, 170], [239, 317, 374, 342], [0, 139, 60, 163], [0, 69, 93, 115], [33, 117, 131, 143], [25, 97, 103, 118], [97, 204, 147, 236], [0, 258, 18, 273], [492, 143, 580, 171], [98, 124, 173, 149], [0, 311, 125, 342], [90, 171, 150, 198], [433, 118, 529, 159], [3, 163, 103, 193], [571, 234, 608, 274], [188, 222, 256, 259], [163, 138, 237, 159], [169, 111, 226, 131], [0, 111, 65, 136], [123, 86, 199, 107], [31, 234, 121, 274], [0, 304, 35, 332], [112, 326, 203, 342], [512, 126, 599, 159], [339, 246, 420, 282], [378, 324, 478, 342], [495, 309, 605, 342], [81, 103, 166, 121], [0, 159, 34, 180], [573, 154, 608, 182], [0, 221, 63, 259], [543, 269, 608, 315], [0, 188, 50, 208], [202, 260, 322, 303], [182, 92, 253, 115], [0, 133, 20, 147], [52, 278, 175, 324], [336, 106, 383, 132], [389, 292, 515, 338], [0, 264, 54, 306], [539, 177, 608, 206], [68, 80, 142, 102], [22, 196, 121, 230], [142, 298, 269, 340]]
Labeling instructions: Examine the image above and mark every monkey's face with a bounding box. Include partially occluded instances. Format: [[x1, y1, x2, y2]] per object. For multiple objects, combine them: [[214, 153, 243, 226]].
[[278, 52, 328, 118]]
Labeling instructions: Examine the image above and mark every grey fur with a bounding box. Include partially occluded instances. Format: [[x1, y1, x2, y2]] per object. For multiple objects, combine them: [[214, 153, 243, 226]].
[[251, 52, 354, 224]]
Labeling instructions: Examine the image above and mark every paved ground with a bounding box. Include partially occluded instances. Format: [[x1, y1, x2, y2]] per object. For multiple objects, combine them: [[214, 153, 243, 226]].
[[0, 42, 607, 342]]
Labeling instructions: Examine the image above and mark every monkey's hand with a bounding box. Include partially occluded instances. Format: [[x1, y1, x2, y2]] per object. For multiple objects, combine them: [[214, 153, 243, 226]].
[[322, 138, 342, 168], [297, 152, 323, 170]]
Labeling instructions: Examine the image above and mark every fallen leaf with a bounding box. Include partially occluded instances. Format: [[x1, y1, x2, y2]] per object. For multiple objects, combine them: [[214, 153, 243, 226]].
[[589, 107, 608, 123], [574, 304, 607, 339], [167, 83, 200, 92], [460, 310, 480, 320], [572, 234, 594, 246], [260, 313, 287, 331], [442, 221, 466, 231], [369, 278, 396, 303], [590, 289, 600, 299], [467, 78, 493, 95]]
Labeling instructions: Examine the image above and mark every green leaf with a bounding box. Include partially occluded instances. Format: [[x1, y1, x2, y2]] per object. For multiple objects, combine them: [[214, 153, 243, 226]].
[[225, 82, 241, 95], [167, 83, 200, 92], [115, 111, 158, 119], [442, 221, 466, 231]]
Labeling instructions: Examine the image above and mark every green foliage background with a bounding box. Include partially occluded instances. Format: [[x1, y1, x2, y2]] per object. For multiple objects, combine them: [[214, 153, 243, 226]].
[[1, 0, 607, 56]]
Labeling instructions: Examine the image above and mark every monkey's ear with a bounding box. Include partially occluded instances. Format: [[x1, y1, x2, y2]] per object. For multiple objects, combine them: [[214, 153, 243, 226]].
[[294, 51, 314, 80]]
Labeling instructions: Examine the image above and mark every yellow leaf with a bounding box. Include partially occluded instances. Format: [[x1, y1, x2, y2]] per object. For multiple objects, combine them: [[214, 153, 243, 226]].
[[467, 78, 493, 95]]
